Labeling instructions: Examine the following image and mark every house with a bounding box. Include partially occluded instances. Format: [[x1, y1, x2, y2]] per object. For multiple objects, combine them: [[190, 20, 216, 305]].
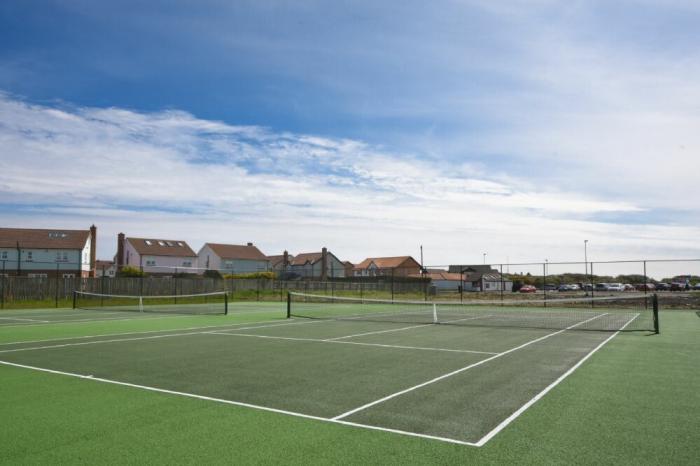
[[198, 242, 269, 274], [95, 260, 116, 278], [353, 256, 422, 277], [268, 251, 294, 274], [412, 271, 463, 291], [0, 226, 96, 277], [116, 233, 197, 275], [343, 261, 354, 277], [289, 247, 345, 279], [448, 265, 513, 292]]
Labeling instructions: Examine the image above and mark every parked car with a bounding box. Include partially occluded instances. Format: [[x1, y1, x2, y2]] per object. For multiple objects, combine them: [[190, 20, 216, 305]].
[[519, 285, 537, 293], [670, 282, 688, 291], [607, 283, 625, 292], [623, 284, 635, 291], [656, 282, 671, 291], [595, 283, 610, 292], [543, 284, 558, 291], [635, 283, 656, 291], [694, 283, 700, 290], [558, 284, 581, 292], [582, 283, 593, 291]]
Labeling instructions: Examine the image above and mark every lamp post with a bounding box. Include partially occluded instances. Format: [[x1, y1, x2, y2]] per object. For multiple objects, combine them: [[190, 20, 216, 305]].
[[584, 240, 589, 294]]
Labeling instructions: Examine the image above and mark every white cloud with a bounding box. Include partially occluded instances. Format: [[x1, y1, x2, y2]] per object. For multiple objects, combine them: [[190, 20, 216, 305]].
[[1, 92, 699, 275]]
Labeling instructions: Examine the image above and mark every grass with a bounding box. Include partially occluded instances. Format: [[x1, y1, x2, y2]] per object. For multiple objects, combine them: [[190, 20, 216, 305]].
[[0, 305, 698, 464]]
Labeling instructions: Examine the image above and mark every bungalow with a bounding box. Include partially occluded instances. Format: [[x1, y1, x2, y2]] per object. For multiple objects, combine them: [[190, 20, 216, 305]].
[[198, 242, 269, 274], [0, 226, 96, 278], [353, 256, 422, 277], [95, 260, 116, 278], [116, 233, 197, 275], [448, 265, 513, 292], [289, 247, 345, 279], [412, 271, 463, 291]]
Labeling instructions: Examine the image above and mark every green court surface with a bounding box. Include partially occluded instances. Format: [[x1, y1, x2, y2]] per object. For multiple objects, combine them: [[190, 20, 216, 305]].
[[1, 301, 698, 464]]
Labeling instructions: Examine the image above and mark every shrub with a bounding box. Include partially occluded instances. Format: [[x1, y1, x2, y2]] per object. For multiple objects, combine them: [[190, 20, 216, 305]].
[[118, 265, 145, 277], [224, 271, 276, 280]]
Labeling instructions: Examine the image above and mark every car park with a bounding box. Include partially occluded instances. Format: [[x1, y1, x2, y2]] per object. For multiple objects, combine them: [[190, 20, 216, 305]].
[[656, 282, 671, 291]]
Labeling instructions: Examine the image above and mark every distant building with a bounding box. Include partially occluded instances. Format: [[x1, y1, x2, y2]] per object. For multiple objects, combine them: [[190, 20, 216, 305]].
[[448, 265, 512, 292], [95, 260, 116, 278], [116, 233, 197, 275], [353, 256, 422, 277], [0, 226, 96, 278], [268, 251, 294, 275], [343, 261, 354, 277], [289, 247, 345, 279], [411, 271, 463, 290], [198, 242, 269, 274]]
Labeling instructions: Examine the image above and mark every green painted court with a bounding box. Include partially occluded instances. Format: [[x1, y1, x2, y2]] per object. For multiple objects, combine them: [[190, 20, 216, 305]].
[[1, 297, 698, 464]]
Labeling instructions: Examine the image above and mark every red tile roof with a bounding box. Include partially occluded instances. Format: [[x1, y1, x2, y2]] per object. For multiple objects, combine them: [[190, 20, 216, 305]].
[[353, 256, 421, 270], [0, 228, 90, 250]]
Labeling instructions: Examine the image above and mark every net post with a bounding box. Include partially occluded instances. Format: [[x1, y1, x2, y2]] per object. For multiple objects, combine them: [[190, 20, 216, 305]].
[[72, 290, 77, 309], [286, 291, 291, 318], [139, 296, 144, 313], [652, 293, 659, 334], [224, 292, 229, 315], [432, 303, 438, 324]]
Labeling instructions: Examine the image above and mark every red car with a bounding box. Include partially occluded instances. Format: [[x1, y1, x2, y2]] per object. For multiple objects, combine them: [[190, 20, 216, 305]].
[[519, 285, 537, 293]]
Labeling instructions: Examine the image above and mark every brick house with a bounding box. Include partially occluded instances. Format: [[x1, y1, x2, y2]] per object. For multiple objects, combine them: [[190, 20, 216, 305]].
[[353, 256, 422, 277]]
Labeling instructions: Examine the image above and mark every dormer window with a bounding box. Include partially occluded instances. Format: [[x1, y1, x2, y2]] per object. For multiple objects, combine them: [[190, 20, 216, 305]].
[[158, 241, 166, 246], [48, 232, 67, 239], [145, 240, 153, 246], [165, 241, 173, 246], [177, 242, 184, 247]]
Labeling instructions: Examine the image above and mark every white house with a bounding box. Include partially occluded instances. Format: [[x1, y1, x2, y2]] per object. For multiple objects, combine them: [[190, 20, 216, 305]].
[[198, 242, 269, 274], [0, 226, 96, 277], [116, 233, 197, 275]]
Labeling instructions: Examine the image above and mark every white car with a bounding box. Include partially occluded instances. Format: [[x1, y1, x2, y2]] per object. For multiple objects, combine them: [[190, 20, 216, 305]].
[[607, 283, 625, 292]]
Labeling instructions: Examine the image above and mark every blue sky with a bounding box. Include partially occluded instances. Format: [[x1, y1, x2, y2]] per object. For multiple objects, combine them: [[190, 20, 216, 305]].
[[1, 0, 699, 273]]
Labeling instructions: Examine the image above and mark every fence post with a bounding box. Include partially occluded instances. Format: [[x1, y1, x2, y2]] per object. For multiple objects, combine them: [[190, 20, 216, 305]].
[[500, 264, 505, 306], [590, 262, 595, 307], [543, 262, 547, 307], [391, 269, 395, 302], [55, 263, 59, 308], [643, 260, 648, 309], [1, 260, 5, 309], [653, 293, 660, 334]]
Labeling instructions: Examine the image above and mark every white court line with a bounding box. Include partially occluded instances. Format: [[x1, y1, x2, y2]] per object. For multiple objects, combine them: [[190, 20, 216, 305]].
[[0, 317, 51, 323], [473, 312, 640, 446], [0, 318, 293, 347], [0, 317, 330, 353], [325, 314, 494, 341], [332, 313, 609, 421], [0, 359, 476, 446], [207, 331, 498, 355], [0, 311, 127, 320], [0, 313, 194, 329]]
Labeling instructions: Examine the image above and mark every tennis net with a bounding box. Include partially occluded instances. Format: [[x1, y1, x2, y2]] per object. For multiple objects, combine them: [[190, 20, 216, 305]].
[[287, 292, 659, 332], [73, 291, 228, 315]]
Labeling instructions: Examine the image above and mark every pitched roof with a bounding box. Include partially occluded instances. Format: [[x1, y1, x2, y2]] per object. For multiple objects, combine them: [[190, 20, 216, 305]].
[[409, 271, 462, 281], [95, 260, 114, 268], [0, 228, 90, 250], [205, 243, 268, 261], [126, 237, 197, 257], [290, 252, 324, 266], [354, 256, 420, 270], [448, 264, 496, 274], [268, 254, 294, 267]]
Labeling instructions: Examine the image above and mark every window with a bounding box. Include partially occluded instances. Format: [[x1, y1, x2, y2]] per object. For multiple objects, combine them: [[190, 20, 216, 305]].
[[146, 260, 156, 266], [177, 242, 184, 247], [48, 232, 67, 239], [1, 251, 7, 259], [26, 251, 33, 261], [183, 261, 192, 267], [145, 240, 153, 246], [158, 241, 166, 246], [62, 273, 75, 278], [28, 273, 47, 278], [165, 241, 173, 246], [56, 251, 68, 262]]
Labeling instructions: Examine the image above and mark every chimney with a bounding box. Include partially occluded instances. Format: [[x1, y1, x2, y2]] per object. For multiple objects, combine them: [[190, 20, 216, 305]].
[[247, 242, 253, 247], [320, 247, 328, 280], [89, 225, 97, 277], [116, 233, 125, 270], [283, 250, 289, 268]]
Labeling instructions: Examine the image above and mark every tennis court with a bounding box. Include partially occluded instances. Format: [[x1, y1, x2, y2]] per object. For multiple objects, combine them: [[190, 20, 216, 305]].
[[0, 292, 658, 446]]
